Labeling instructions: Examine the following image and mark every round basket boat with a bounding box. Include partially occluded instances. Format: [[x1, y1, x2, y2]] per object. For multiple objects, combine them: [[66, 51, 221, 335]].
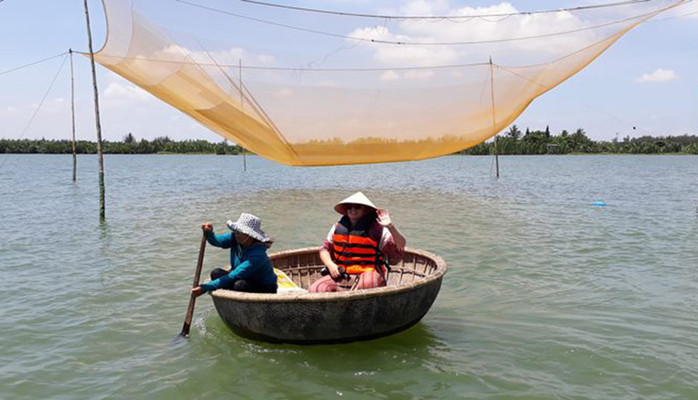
[[209, 247, 447, 344]]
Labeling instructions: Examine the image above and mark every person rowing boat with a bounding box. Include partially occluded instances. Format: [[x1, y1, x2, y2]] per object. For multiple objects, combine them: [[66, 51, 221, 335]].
[[191, 213, 277, 297]]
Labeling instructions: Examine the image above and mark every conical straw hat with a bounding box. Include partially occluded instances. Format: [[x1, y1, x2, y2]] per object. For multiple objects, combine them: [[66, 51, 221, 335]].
[[334, 192, 378, 215]]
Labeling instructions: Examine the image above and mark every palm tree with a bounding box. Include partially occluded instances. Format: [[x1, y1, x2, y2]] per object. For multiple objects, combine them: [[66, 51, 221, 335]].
[[506, 125, 522, 140]]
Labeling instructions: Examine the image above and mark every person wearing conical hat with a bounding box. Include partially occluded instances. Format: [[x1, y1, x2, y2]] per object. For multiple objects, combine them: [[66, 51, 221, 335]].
[[191, 213, 277, 297], [309, 192, 406, 293]]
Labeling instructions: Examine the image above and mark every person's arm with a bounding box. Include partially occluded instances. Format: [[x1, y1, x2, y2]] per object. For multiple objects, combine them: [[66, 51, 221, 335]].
[[319, 225, 342, 280], [319, 248, 342, 280], [376, 209, 406, 250], [201, 222, 234, 248], [198, 259, 251, 293], [198, 248, 267, 293]]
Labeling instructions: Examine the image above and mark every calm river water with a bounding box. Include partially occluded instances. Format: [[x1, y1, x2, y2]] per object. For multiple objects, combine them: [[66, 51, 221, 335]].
[[1, 154, 697, 399]]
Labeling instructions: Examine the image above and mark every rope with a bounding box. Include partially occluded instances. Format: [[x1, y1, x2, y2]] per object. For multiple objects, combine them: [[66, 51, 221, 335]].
[[0, 52, 68, 76], [238, 0, 656, 20], [0, 54, 69, 171], [497, 64, 668, 140], [77, 51, 489, 71], [175, 0, 673, 46], [92, 0, 689, 71], [651, 9, 698, 20]]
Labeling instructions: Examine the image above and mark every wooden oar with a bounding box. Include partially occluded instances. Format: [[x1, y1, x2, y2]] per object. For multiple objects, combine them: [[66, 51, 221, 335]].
[[175, 232, 207, 341]]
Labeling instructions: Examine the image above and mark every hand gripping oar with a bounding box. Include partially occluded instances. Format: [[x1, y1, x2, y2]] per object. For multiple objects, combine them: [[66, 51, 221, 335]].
[[175, 231, 207, 341]]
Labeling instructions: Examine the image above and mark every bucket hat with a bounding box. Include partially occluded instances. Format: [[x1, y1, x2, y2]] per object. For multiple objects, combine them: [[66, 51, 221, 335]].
[[226, 213, 272, 243], [334, 192, 378, 215]]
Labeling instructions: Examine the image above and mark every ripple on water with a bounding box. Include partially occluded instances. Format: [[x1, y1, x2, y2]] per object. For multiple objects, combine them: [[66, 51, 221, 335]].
[[1, 155, 697, 399]]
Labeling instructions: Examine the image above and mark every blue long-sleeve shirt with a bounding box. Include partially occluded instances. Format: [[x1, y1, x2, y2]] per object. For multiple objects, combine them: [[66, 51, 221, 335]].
[[200, 231, 277, 293]]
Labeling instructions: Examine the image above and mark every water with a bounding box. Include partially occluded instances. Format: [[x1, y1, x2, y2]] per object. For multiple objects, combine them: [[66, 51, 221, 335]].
[[1, 154, 697, 399]]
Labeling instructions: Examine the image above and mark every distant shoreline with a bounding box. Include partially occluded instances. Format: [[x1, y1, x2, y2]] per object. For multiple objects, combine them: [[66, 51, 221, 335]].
[[2, 129, 697, 156], [2, 152, 695, 156]]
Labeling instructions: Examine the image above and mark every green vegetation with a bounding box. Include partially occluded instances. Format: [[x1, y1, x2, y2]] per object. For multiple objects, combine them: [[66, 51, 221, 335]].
[[1, 128, 696, 155], [0, 135, 245, 155], [460, 126, 698, 155]]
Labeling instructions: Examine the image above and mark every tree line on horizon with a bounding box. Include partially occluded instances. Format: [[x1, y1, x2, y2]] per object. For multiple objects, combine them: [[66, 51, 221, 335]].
[[460, 126, 698, 155], [1, 128, 696, 155], [0, 134, 245, 155]]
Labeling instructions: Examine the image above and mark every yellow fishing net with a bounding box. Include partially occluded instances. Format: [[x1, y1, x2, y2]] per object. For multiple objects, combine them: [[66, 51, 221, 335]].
[[94, 0, 686, 166]]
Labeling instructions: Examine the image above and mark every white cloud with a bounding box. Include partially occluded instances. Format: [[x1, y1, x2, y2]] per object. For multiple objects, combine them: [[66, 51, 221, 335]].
[[349, 26, 458, 67], [403, 70, 435, 80], [378, 69, 435, 81], [401, 3, 595, 55], [380, 70, 401, 81], [160, 45, 275, 66], [346, 1, 634, 67], [273, 88, 294, 98], [104, 81, 152, 102], [636, 68, 679, 83]]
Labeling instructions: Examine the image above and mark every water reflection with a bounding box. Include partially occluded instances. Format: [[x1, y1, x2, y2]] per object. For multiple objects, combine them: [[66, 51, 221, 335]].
[[192, 317, 451, 399]]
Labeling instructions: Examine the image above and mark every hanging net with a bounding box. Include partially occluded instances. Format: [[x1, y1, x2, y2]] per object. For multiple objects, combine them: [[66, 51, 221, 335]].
[[93, 0, 687, 166]]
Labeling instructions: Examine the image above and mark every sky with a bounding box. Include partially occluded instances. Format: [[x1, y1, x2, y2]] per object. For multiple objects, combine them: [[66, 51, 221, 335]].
[[0, 0, 696, 144]]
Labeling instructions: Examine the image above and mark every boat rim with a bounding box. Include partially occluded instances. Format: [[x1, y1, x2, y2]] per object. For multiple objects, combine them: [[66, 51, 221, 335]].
[[210, 246, 447, 303]]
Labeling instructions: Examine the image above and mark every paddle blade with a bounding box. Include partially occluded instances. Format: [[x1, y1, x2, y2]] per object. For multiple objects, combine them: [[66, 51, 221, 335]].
[[172, 330, 188, 345]]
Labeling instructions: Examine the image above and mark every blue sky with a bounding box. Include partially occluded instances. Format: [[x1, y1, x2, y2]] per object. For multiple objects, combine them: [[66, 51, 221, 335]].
[[0, 0, 696, 143]]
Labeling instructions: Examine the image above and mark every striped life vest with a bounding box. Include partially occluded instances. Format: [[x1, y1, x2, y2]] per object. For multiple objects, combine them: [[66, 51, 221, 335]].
[[332, 216, 384, 275]]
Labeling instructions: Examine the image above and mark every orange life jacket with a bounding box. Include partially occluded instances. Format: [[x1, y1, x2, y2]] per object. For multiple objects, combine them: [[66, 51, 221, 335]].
[[332, 216, 384, 275]]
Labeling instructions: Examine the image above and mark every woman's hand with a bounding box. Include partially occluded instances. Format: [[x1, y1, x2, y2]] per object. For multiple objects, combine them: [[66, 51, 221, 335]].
[[201, 222, 213, 233], [377, 209, 393, 227], [319, 248, 346, 281], [328, 264, 342, 280], [191, 286, 205, 298], [377, 208, 406, 251]]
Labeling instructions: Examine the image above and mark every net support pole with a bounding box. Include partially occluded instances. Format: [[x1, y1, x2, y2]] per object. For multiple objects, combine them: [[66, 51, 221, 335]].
[[83, 0, 106, 219], [240, 59, 247, 172], [489, 57, 500, 179], [495, 136, 499, 178], [69, 49, 78, 183]]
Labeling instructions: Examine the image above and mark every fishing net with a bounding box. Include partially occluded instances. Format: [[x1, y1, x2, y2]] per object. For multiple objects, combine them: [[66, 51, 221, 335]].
[[93, 0, 686, 165]]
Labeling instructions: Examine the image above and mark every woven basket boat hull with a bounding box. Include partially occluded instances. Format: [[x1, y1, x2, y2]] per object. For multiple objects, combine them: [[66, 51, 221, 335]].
[[210, 247, 447, 344]]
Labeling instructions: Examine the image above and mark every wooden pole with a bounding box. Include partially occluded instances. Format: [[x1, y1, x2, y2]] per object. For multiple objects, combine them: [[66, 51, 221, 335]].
[[83, 0, 106, 219], [69, 49, 78, 183], [176, 233, 207, 340], [494, 136, 500, 178], [240, 59, 247, 172], [489, 57, 500, 179]]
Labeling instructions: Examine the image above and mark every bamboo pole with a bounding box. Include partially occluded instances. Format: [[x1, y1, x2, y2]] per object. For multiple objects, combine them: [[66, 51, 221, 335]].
[[83, 0, 106, 219], [495, 136, 500, 178], [489, 57, 500, 179], [240, 59, 247, 172], [69, 49, 77, 183]]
